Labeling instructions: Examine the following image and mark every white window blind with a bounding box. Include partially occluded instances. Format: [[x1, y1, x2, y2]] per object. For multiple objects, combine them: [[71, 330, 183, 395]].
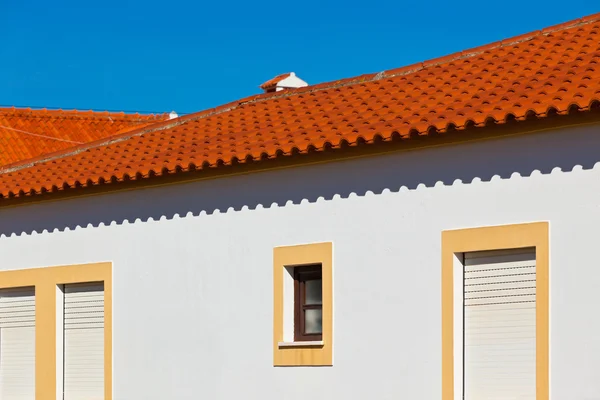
[[464, 248, 536, 400], [63, 282, 104, 400], [0, 287, 36, 400]]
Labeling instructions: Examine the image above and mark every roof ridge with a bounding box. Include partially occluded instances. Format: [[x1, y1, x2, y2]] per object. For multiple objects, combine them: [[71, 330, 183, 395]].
[[0, 107, 168, 121], [383, 12, 600, 77], [2, 12, 599, 175], [171, 12, 600, 112], [242, 12, 600, 100]]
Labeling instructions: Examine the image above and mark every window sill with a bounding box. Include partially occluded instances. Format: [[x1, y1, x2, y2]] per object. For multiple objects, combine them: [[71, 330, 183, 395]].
[[278, 341, 324, 348]]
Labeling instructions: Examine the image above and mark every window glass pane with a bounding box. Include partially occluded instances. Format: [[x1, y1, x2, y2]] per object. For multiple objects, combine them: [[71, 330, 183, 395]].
[[305, 279, 322, 305], [304, 309, 322, 334]]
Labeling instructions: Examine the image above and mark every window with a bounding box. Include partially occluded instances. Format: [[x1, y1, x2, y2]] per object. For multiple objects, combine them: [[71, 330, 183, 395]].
[[273, 242, 332, 366], [0, 262, 112, 397], [63, 282, 105, 400], [463, 249, 536, 400], [0, 287, 35, 400], [294, 265, 323, 342], [441, 222, 548, 400]]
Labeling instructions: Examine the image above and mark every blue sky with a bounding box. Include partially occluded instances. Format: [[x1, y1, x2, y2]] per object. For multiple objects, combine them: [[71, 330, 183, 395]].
[[1, 1, 597, 115]]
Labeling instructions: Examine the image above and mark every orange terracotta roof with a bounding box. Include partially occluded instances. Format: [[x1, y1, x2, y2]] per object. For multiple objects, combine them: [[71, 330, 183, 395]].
[[1, 13, 600, 200], [0, 108, 168, 167], [259, 73, 292, 90]]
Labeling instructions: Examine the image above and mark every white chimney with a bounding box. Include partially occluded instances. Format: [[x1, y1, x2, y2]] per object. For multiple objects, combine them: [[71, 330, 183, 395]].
[[169, 111, 178, 119], [259, 72, 308, 93]]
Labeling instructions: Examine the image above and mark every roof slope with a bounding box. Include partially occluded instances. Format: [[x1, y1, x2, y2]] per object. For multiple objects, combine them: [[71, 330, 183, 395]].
[[1, 14, 600, 200], [0, 108, 168, 167]]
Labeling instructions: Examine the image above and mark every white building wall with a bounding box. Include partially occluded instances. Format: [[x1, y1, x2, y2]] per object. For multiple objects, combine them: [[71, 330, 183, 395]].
[[0, 123, 600, 400]]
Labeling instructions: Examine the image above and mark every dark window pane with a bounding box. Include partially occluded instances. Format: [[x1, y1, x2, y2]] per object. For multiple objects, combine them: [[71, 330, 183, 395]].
[[304, 309, 322, 334], [305, 279, 322, 305]]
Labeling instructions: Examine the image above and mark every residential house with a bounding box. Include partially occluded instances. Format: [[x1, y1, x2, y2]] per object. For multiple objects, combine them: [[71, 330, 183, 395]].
[[0, 13, 599, 400]]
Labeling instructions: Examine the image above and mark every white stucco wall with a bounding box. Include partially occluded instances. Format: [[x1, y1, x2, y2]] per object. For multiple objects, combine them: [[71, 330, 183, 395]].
[[1, 123, 600, 400]]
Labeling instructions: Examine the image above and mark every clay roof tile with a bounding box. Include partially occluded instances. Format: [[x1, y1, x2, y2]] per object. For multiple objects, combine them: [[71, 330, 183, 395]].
[[2, 13, 600, 200]]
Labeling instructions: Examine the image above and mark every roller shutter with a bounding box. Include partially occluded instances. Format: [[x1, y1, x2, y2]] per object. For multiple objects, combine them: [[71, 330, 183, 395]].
[[0, 287, 35, 400], [464, 248, 536, 400], [63, 282, 104, 400]]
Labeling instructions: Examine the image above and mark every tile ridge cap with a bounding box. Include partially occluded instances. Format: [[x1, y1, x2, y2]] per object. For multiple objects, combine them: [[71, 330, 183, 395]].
[[0, 107, 168, 121], [233, 15, 600, 105]]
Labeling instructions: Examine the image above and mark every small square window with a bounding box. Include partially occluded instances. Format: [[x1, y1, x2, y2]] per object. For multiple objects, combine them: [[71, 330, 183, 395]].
[[294, 265, 322, 342]]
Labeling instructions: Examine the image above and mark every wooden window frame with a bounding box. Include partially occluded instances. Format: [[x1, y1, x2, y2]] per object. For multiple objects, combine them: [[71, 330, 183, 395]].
[[293, 265, 323, 342]]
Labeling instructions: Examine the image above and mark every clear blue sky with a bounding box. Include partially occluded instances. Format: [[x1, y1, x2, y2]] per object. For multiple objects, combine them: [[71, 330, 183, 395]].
[[1, 1, 597, 115]]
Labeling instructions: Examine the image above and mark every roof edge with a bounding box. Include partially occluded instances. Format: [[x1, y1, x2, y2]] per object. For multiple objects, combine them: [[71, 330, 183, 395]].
[[2, 13, 599, 175], [3, 109, 600, 205], [0, 106, 169, 121]]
